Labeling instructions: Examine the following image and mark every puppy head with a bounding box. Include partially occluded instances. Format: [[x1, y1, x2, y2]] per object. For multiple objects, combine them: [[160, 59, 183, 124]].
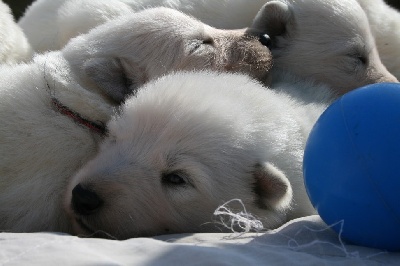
[[249, 0, 397, 95], [64, 72, 293, 239], [63, 7, 272, 103], [57, 0, 133, 48]]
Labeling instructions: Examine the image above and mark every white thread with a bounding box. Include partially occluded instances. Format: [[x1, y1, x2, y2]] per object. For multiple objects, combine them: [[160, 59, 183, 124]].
[[285, 219, 361, 257], [212, 200, 389, 260], [266, 219, 388, 260], [213, 199, 264, 234]]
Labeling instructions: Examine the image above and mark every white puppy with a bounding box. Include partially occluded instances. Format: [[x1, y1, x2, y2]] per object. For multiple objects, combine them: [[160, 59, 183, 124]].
[[0, 1, 32, 64], [356, 0, 400, 80], [19, 0, 397, 95], [0, 8, 271, 233], [18, 0, 264, 51], [250, 0, 397, 95], [64, 71, 331, 239]]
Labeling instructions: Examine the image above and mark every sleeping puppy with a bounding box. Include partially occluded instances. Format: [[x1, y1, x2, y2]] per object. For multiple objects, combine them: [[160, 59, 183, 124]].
[[64, 71, 332, 239], [356, 0, 400, 80], [0, 7, 271, 234], [249, 0, 398, 95], [19, 0, 397, 95]]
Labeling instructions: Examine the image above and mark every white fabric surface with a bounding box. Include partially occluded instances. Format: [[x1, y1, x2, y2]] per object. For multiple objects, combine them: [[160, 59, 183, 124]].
[[1, 215, 399, 265]]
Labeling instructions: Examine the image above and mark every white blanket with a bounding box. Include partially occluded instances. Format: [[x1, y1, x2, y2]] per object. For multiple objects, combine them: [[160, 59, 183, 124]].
[[1, 215, 399, 265]]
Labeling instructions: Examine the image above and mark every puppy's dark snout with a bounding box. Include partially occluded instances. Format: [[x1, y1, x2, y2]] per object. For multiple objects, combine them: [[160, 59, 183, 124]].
[[259, 34, 271, 48], [71, 184, 103, 215]]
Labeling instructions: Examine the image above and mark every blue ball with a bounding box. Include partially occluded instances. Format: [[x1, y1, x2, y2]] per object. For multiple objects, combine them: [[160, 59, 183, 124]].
[[303, 83, 400, 251]]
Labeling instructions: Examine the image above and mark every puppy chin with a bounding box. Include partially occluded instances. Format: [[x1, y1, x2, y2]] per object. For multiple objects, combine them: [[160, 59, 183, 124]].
[[69, 214, 112, 239], [71, 217, 89, 235]]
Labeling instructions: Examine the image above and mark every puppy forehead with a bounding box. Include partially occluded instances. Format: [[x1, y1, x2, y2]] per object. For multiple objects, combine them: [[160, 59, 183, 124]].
[[141, 7, 205, 31], [294, 0, 369, 34], [106, 71, 267, 154], [108, 107, 240, 154], [137, 8, 249, 42]]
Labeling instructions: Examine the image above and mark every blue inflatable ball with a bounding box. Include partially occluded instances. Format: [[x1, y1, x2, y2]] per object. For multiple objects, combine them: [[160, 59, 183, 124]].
[[303, 83, 400, 251]]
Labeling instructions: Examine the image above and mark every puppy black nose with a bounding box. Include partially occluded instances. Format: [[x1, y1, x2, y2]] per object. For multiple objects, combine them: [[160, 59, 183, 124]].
[[259, 34, 271, 48], [71, 184, 103, 215]]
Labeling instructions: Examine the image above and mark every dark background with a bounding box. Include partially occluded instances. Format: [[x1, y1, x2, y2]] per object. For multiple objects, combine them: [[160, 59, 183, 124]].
[[3, 0, 400, 21]]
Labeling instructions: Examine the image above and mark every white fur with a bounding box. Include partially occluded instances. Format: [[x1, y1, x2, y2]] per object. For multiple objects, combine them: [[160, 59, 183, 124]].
[[19, 0, 397, 95], [250, 0, 397, 95], [64, 71, 332, 239], [18, 0, 265, 51], [0, 1, 32, 64], [356, 0, 400, 80], [0, 7, 272, 233], [19, 0, 134, 51]]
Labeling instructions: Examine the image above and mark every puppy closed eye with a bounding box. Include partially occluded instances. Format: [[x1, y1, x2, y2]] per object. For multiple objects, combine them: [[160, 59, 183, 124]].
[[344, 52, 369, 72], [350, 52, 368, 66], [162, 171, 189, 186], [188, 37, 214, 54], [347, 46, 369, 67], [357, 54, 368, 65]]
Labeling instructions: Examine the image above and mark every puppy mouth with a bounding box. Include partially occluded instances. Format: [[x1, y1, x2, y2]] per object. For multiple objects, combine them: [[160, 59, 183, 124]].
[[75, 217, 95, 234], [74, 217, 116, 239], [64, 201, 96, 235]]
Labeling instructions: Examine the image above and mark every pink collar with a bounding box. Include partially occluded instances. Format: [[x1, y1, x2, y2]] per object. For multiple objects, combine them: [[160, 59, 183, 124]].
[[51, 98, 107, 136]]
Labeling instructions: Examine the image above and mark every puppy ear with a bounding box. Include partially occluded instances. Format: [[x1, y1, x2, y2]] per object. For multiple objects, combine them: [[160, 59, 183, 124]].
[[253, 162, 293, 211], [83, 57, 147, 103], [249, 1, 293, 40]]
